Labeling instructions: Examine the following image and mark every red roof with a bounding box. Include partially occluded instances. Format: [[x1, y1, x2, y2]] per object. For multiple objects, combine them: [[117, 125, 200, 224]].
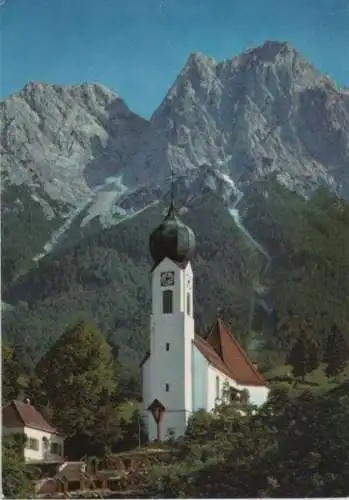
[[2, 400, 62, 435], [193, 318, 267, 387]]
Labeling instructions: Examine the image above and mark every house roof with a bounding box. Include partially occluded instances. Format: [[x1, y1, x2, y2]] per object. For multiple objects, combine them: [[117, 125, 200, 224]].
[[2, 400, 62, 435], [194, 318, 267, 387]]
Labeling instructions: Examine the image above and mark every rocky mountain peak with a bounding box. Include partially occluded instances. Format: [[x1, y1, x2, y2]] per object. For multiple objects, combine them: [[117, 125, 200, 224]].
[[244, 40, 295, 61], [185, 51, 217, 71], [2, 41, 349, 260], [1, 81, 148, 205], [124, 41, 349, 197]]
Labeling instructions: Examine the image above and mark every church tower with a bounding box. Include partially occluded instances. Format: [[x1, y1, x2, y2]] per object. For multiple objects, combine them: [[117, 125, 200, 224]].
[[141, 187, 196, 441]]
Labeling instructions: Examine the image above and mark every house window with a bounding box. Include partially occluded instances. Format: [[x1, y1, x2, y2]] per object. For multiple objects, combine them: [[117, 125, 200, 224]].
[[186, 292, 191, 315], [215, 376, 220, 400], [165, 383, 170, 392], [165, 342, 170, 351], [26, 437, 39, 451], [50, 442, 62, 455], [162, 290, 173, 314]]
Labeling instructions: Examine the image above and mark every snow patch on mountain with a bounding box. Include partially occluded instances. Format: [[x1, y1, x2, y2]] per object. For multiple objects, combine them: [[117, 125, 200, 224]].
[[30, 193, 56, 219], [80, 174, 129, 228], [33, 202, 92, 261], [228, 202, 271, 269], [112, 200, 161, 227]]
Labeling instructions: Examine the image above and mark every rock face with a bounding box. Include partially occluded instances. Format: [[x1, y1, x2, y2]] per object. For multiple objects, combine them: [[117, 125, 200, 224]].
[[124, 41, 349, 198], [1, 82, 148, 207], [2, 41, 349, 365], [1, 40, 349, 268]]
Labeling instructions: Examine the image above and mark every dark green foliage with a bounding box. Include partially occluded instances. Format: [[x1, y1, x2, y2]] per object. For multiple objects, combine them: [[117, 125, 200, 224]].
[[2, 190, 258, 368], [29, 321, 145, 458], [286, 327, 320, 380], [118, 409, 148, 451], [323, 324, 349, 378], [1, 184, 67, 286], [2, 184, 349, 370], [243, 183, 349, 342], [2, 434, 35, 499], [33, 321, 120, 457], [116, 370, 142, 403], [2, 343, 23, 403], [147, 388, 349, 498]]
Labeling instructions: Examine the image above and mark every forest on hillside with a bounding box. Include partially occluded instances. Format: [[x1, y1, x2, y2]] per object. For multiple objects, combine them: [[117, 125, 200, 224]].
[[2, 184, 349, 372]]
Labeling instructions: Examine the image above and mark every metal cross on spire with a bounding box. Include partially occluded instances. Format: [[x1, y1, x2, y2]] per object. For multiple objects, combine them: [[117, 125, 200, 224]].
[[164, 166, 187, 217], [169, 166, 175, 209], [216, 307, 223, 318], [165, 166, 176, 216]]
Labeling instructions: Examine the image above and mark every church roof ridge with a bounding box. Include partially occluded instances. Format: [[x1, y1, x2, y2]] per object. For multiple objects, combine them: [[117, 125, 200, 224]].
[[197, 318, 268, 387]]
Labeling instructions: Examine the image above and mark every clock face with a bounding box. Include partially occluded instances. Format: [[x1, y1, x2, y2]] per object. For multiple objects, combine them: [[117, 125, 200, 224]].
[[160, 271, 175, 287]]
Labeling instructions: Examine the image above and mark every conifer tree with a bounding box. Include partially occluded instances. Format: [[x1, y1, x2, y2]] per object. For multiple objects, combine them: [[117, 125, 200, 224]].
[[323, 324, 349, 379], [2, 344, 22, 403], [287, 331, 319, 381]]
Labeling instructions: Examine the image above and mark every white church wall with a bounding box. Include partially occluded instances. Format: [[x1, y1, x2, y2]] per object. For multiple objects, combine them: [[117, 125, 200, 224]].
[[207, 364, 227, 410], [191, 344, 208, 412], [143, 259, 195, 441], [207, 364, 269, 410], [225, 379, 269, 407]]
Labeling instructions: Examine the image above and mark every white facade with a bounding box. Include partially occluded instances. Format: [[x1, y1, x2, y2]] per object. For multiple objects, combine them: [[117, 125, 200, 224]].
[[191, 348, 269, 414], [3, 425, 64, 463], [191, 344, 208, 413], [206, 364, 270, 409], [142, 258, 195, 440], [142, 256, 269, 441]]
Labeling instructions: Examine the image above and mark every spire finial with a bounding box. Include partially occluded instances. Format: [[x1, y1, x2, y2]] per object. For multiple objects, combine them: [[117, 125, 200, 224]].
[[165, 166, 176, 216], [169, 166, 175, 209]]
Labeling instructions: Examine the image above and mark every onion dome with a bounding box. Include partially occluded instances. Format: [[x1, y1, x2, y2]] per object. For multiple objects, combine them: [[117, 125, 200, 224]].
[[149, 201, 196, 267]]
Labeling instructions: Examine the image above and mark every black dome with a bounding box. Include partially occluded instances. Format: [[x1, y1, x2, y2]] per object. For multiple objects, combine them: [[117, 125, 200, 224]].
[[149, 203, 196, 267]]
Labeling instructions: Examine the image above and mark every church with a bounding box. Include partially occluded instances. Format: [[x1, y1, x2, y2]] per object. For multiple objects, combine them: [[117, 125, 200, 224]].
[[140, 195, 269, 441]]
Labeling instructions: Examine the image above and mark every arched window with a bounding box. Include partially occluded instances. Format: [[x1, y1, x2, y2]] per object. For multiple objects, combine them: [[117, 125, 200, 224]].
[[186, 292, 191, 315], [162, 290, 173, 314]]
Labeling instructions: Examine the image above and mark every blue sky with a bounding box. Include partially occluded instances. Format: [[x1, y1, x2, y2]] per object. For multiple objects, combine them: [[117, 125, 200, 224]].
[[2, 0, 348, 118]]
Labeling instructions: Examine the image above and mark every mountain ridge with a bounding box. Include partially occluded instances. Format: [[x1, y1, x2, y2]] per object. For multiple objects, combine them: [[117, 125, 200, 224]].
[[1, 41, 349, 368], [2, 40, 349, 283]]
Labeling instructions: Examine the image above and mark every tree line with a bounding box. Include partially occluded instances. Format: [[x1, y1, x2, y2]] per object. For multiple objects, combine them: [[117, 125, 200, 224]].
[[146, 385, 349, 497], [285, 319, 349, 380], [2, 321, 146, 498]]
